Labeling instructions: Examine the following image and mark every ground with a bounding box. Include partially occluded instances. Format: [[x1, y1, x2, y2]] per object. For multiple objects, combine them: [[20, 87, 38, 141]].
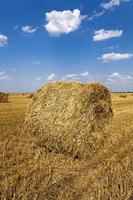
[[0, 93, 133, 200]]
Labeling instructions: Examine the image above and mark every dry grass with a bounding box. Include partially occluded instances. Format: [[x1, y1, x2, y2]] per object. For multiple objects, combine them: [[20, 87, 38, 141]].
[[0, 91, 133, 199]]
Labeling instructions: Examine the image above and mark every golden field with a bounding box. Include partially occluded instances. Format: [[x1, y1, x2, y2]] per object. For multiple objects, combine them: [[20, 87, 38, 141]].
[[0, 93, 133, 199]]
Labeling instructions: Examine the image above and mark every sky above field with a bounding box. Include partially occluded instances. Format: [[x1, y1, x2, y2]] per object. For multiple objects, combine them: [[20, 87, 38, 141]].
[[0, 0, 133, 92]]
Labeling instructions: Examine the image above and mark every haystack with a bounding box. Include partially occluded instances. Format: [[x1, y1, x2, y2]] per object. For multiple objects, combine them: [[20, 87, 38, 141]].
[[0, 92, 8, 103], [24, 82, 113, 159], [119, 94, 127, 98], [27, 93, 34, 98]]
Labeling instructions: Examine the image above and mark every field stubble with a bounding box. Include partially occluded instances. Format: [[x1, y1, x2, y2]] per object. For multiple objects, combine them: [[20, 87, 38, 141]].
[[0, 93, 133, 199]]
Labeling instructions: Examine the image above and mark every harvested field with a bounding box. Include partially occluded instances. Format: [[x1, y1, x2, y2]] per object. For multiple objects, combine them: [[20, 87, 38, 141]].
[[0, 90, 133, 199]]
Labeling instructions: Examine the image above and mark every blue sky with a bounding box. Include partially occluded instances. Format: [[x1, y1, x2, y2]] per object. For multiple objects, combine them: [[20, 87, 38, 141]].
[[0, 0, 133, 92]]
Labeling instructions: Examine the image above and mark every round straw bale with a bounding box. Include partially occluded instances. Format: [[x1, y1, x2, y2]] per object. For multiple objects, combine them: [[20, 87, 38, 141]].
[[24, 82, 113, 159], [0, 92, 9, 103], [27, 93, 34, 98]]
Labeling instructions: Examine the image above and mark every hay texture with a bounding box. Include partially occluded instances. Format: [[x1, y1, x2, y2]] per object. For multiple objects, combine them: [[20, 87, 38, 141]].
[[24, 82, 113, 159], [0, 92, 8, 103]]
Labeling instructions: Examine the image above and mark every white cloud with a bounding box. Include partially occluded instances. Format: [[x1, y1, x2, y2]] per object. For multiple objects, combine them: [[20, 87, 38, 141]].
[[110, 72, 121, 77], [0, 34, 8, 47], [32, 60, 40, 65], [103, 44, 119, 50], [65, 74, 78, 78], [101, 0, 130, 10], [0, 75, 9, 80], [35, 76, 42, 81], [98, 52, 133, 62], [88, 11, 105, 21], [45, 9, 86, 36], [47, 73, 55, 81], [107, 72, 133, 84], [62, 73, 79, 81], [109, 72, 132, 79], [0, 71, 9, 80], [93, 29, 123, 41], [80, 71, 90, 78], [21, 26, 37, 34], [0, 71, 5, 76]]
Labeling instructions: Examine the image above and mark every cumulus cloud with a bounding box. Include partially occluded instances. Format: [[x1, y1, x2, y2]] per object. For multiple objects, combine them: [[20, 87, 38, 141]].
[[21, 26, 37, 34], [35, 76, 42, 81], [80, 71, 90, 78], [101, 0, 130, 10], [103, 44, 119, 50], [45, 9, 86, 36], [98, 52, 133, 62], [62, 73, 79, 81], [0, 71, 9, 80], [93, 29, 123, 41], [32, 60, 40, 65], [62, 71, 92, 81], [0, 75, 9, 80], [88, 11, 105, 21], [0, 71, 5, 76], [0, 34, 8, 47], [107, 72, 133, 84], [47, 73, 55, 81], [65, 74, 78, 78]]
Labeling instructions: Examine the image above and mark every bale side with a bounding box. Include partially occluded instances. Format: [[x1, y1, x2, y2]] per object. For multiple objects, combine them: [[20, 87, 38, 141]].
[[24, 82, 113, 159]]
